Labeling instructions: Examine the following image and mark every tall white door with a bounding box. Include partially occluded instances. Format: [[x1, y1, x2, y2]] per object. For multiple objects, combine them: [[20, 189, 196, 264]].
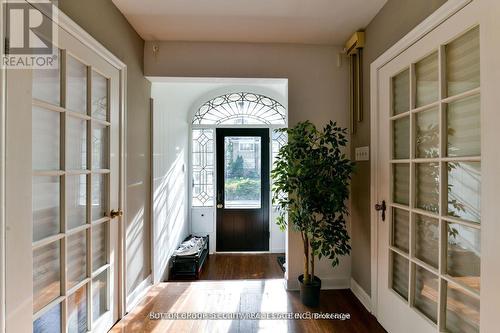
[[375, 1, 490, 333], [4, 10, 121, 333]]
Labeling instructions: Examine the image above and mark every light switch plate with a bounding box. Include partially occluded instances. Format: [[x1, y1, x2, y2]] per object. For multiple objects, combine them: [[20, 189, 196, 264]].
[[355, 146, 370, 161]]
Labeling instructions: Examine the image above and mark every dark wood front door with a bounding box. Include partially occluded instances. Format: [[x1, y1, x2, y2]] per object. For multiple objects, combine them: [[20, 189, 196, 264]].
[[216, 128, 270, 251]]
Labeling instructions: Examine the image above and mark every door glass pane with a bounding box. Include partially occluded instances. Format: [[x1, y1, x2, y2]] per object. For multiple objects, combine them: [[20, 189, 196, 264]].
[[33, 176, 60, 242], [92, 123, 109, 170], [33, 303, 61, 333], [92, 270, 108, 321], [393, 116, 410, 159], [392, 69, 410, 115], [414, 265, 438, 323], [67, 231, 87, 289], [224, 136, 261, 209], [67, 175, 87, 230], [67, 55, 87, 114], [68, 285, 88, 333], [447, 223, 480, 292], [415, 214, 439, 268], [447, 162, 481, 223], [415, 107, 439, 158], [392, 208, 409, 253], [393, 164, 410, 205], [416, 52, 439, 107], [91, 174, 107, 221], [447, 95, 481, 157], [33, 58, 60, 106], [446, 26, 480, 97], [33, 241, 61, 313], [33, 106, 60, 171], [92, 222, 107, 271], [91, 70, 108, 121], [446, 282, 480, 333], [67, 117, 87, 170], [415, 163, 440, 213], [392, 252, 409, 300]]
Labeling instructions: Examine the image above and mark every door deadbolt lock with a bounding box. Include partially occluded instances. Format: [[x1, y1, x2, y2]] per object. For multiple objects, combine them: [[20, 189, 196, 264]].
[[216, 204, 223, 209], [375, 201, 386, 221], [110, 209, 123, 219]]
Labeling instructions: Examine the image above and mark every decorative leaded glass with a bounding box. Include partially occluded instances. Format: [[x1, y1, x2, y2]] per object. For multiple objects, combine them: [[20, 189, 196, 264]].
[[272, 130, 288, 204], [192, 129, 214, 207], [193, 92, 286, 125], [272, 130, 288, 161]]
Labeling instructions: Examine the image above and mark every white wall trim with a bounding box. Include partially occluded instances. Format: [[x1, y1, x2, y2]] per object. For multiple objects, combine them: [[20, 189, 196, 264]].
[[125, 274, 153, 314], [369, 0, 472, 317], [350, 278, 372, 313]]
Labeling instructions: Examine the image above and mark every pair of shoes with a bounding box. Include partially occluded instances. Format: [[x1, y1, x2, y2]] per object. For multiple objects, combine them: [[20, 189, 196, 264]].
[[174, 237, 204, 256]]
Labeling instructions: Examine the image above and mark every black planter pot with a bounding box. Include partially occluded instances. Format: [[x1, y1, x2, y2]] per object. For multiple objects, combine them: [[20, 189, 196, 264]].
[[298, 274, 321, 307]]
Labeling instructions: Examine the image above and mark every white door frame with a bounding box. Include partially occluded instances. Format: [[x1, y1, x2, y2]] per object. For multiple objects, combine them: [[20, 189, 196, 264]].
[[53, 6, 129, 320], [371, 1, 500, 332], [0, 3, 128, 331], [369, 0, 473, 317], [0, 2, 6, 332]]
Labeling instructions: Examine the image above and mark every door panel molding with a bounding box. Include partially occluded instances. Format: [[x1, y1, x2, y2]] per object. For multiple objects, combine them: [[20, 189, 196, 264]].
[[369, 0, 473, 317]]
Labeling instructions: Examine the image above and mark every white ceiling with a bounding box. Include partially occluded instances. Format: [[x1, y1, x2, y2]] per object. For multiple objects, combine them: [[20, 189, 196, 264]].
[[112, 0, 387, 45]]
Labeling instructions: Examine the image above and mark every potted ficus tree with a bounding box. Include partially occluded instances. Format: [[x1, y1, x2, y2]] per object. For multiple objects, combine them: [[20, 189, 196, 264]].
[[272, 121, 354, 307]]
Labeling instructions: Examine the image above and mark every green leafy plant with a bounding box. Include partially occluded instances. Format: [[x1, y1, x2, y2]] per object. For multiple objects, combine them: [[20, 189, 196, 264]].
[[225, 178, 260, 200], [271, 121, 354, 285]]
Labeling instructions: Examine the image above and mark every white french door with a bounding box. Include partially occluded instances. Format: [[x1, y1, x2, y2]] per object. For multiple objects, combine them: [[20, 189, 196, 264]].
[[374, 2, 490, 333], [4, 10, 121, 333]]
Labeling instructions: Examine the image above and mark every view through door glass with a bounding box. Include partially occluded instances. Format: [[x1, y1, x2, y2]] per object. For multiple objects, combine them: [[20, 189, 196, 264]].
[[224, 136, 262, 209], [216, 129, 269, 251]]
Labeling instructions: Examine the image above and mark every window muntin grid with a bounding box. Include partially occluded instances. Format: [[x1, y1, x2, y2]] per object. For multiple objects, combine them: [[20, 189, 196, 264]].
[[32, 49, 112, 332], [192, 92, 286, 125], [388, 26, 480, 332]]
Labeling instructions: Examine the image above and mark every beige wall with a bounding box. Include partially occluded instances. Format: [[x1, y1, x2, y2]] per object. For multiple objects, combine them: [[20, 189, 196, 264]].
[[58, 0, 152, 295], [145, 42, 352, 288], [350, 0, 448, 294]]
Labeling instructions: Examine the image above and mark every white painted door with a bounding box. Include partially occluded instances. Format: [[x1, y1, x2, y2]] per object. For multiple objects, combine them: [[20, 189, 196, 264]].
[[4, 12, 121, 333], [375, 2, 489, 333]]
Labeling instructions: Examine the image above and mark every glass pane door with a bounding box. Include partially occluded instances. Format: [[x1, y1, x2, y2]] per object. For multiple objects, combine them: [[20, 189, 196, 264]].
[[223, 136, 262, 209], [32, 49, 112, 333], [389, 26, 480, 332]]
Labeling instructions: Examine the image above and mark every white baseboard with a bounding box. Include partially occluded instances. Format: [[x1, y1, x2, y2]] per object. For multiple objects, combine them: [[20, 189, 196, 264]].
[[350, 278, 372, 313], [271, 248, 285, 253], [126, 275, 153, 314], [286, 277, 350, 291]]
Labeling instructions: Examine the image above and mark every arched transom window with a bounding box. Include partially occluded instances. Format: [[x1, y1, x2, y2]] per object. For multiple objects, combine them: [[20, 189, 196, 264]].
[[191, 92, 287, 207], [192, 92, 287, 125]]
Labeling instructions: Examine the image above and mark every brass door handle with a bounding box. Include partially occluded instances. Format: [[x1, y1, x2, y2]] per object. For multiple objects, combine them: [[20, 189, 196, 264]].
[[110, 209, 123, 219], [216, 204, 223, 209]]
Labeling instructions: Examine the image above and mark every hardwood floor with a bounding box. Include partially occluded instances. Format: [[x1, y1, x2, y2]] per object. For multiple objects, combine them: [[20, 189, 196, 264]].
[[111, 280, 385, 333], [112, 254, 386, 333], [173, 253, 285, 281]]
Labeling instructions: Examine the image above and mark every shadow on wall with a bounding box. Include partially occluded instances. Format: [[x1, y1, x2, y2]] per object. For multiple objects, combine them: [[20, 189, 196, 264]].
[[153, 151, 188, 281]]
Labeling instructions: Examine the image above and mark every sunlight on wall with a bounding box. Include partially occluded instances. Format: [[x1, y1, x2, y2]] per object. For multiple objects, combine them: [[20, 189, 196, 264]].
[[153, 151, 188, 281], [126, 204, 147, 293]]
